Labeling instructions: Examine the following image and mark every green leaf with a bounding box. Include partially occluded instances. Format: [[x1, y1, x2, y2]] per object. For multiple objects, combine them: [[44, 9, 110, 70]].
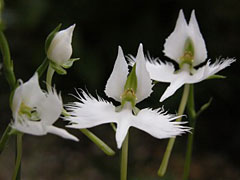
[[207, 75, 226, 80], [45, 23, 62, 53], [196, 97, 213, 118], [49, 61, 66, 75], [62, 58, 80, 69]]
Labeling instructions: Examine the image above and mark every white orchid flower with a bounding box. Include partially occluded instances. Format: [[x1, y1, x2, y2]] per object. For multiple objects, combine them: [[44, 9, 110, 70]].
[[64, 44, 189, 149], [146, 10, 235, 102], [11, 73, 78, 141], [47, 24, 75, 66]]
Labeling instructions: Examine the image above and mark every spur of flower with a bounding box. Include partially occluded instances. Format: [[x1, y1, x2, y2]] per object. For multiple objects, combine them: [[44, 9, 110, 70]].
[[64, 44, 189, 148], [146, 10, 235, 102], [11, 73, 78, 141]]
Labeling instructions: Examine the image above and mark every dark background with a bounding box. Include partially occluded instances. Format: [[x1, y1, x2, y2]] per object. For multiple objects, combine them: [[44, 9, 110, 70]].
[[0, 0, 239, 179]]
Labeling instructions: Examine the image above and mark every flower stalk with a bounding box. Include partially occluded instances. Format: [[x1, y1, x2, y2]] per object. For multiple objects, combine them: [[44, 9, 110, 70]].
[[12, 133, 23, 180], [120, 133, 129, 180], [158, 84, 190, 176], [183, 84, 196, 180]]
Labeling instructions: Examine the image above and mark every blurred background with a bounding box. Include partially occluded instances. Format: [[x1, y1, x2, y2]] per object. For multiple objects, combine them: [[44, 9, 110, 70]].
[[0, 0, 239, 179]]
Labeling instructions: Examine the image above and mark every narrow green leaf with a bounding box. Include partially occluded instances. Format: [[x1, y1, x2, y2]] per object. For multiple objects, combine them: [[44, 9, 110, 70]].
[[196, 98, 213, 118], [207, 75, 226, 80]]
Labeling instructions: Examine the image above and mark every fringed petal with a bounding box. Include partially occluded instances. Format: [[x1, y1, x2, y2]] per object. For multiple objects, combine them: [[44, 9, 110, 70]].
[[131, 108, 190, 138], [65, 90, 118, 129]]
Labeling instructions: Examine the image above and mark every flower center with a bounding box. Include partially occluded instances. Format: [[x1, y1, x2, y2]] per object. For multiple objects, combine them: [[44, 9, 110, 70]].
[[120, 64, 138, 109], [18, 102, 40, 121], [179, 38, 194, 71]]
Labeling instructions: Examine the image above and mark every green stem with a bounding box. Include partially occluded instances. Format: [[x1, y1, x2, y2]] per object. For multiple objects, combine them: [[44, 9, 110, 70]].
[[46, 65, 55, 91], [158, 84, 190, 177], [0, 124, 11, 154], [0, 31, 16, 90], [120, 133, 129, 180], [80, 129, 115, 156], [183, 85, 196, 180], [36, 58, 49, 78], [12, 134, 23, 180]]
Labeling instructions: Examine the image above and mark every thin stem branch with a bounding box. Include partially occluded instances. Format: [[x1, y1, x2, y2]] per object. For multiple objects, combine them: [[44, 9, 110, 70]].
[[36, 58, 49, 78], [80, 129, 115, 156], [120, 133, 129, 180], [0, 124, 11, 154], [12, 134, 23, 180], [158, 84, 190, 177], [0, 31, 16, 90], [46, 65, 55, 91]]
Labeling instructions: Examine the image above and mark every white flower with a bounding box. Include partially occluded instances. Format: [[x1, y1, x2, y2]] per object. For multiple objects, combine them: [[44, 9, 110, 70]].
[[64, 44, 189, 148], [47, 24, 75, 65], [11, 73, 78, 141], [146, 10, 235, 102]]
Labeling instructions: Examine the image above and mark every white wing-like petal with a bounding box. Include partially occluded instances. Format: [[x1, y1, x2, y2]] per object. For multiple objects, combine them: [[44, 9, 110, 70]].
[[65, 90, 118, 129], [159, 58, 236, 102], [135, 44, 153, 103], [46, 126, 79, 141], [104, 46, 128, 102], [189, 58, 236, 83], [163, 9, 188, 63], [131, 108, 189, 139], [37, 88, 63, 126], [189, 10, 207, 66], [146, 58, 176, 82], [20, 73, 45, 108]]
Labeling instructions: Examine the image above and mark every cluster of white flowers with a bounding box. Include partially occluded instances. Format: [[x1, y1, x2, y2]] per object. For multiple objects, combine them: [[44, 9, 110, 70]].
[[11, 9, 235, 150]]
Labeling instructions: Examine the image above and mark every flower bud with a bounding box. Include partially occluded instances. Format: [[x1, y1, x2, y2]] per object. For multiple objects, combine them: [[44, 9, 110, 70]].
[[47, 24, 75, 65]]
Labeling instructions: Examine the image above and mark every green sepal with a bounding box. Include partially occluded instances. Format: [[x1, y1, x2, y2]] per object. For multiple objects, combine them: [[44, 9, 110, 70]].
[[196, 97, 213, 118], [124, 64, 137, 92], [45, 23, 62, 54], [62, 58, 80, 69], [49, 60, 67, 75], [207, 75, 226, 80]]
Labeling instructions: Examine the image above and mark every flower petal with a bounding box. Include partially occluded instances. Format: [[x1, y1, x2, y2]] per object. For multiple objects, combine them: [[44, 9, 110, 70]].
[[65, 90, 118, 129], [188, 58, 236, 83], [114, 109, 132, 149], [46, 125, 79, 141], [146, 58, 176, 82], [11, 118, 46, 136], [12, 81, 24, 121], [20, 73, 45, 108], [134, 44, 153, 102], [163, 9, 189, 63], [104, 46, 128, 102], [188, 10, 207, 66], [159, 58, 235, 102], [131, 108, 189, 138], [37, 88, 63, 126]]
